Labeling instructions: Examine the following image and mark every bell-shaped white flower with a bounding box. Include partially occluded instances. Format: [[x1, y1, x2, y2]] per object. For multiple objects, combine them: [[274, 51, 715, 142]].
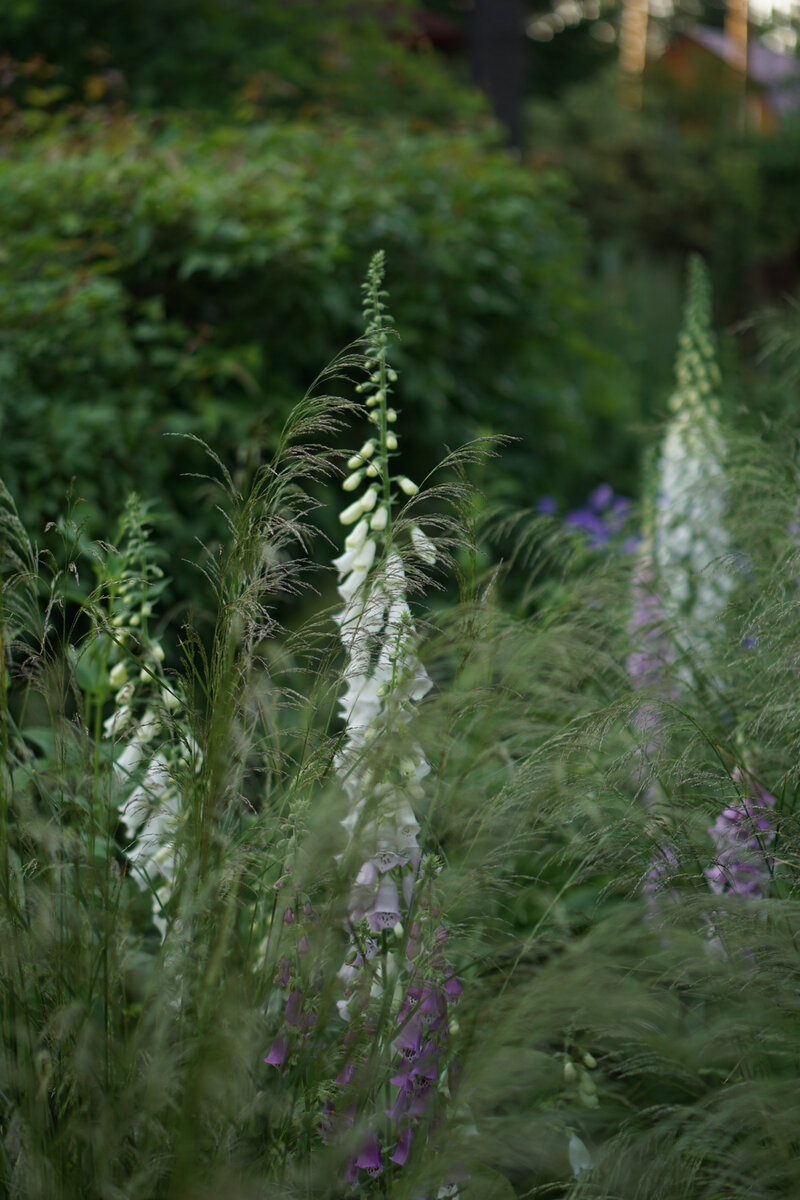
[[411, 524, 437, 566]]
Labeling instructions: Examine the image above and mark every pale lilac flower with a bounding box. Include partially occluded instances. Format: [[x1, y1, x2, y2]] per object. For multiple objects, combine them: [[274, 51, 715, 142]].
[[705, 771, 775, 899], [264, 1035, 289, 1068], [355, 1132, 383, 1178]]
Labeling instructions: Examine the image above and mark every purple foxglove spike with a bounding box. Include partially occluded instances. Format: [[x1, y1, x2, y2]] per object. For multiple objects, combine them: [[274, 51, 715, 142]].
[[390, 1063, 416, 1090], [705, 770, 776, 898], [705, 850, 773, 898], [276, 957, 291, 986], [444, 973, 463, 1001], [416, 1041, 441, 1072], [283, 906, 295, 925], [405, 1089, 430, 1118], [419, 988, 445, 1023], [336, 1061, 356, 1086], [395, 1017, 423, 1059], [284, 988, 303, 1026], [355, 1132, 383, 1177], [302, 900, 313, 917], [321, 1099, 335, 1136], [264, 1035, 289, 1067], [385, 1090, 411, 1122], [390, 1127, 414, 1166], [297, 934, 310, 955], [340, 1103, 357, 1128]]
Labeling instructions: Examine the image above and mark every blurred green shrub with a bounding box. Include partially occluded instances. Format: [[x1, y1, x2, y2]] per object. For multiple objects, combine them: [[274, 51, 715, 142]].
[[0, 115, 636, 614], [3, 0, 482, 123], [528, 67, 800, 316]]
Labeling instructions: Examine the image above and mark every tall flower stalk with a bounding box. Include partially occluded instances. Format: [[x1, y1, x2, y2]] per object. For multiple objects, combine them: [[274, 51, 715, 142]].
[[633, 257, 775, 903], [653, 254, 732, 683], [328, 253, 462, 1192], [98, 497, 195, 939]]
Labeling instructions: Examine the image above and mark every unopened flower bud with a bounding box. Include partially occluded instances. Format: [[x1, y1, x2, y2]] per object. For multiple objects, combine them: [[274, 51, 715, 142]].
[[385, 432, 398, 451], [386, 408, 397, 423], [398, 477, 418, 496], [370, 506, 388, 531], [109, 662, 128, 688], [579, 1071, 597, 1097], [392, 921, 404, 939], [583, 1052, 597, 1069], [343, 471, 363, 492], [365, 463, 379, 477], [564, 1059, 577, 1083], [340, 498, 365, 525]]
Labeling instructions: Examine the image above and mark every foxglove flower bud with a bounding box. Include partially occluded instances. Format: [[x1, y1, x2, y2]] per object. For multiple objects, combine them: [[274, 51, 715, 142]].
[[342, 470, 363, 492]]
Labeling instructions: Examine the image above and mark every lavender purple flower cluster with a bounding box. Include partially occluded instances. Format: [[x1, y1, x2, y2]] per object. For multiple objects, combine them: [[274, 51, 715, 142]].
[[704, 769, 776, 899], [263, 883, 320, 1069], [333, 866, 463, 1185], [539, 483, 638, 553]]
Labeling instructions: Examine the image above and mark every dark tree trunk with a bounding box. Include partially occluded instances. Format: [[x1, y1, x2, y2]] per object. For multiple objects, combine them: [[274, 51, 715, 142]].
[[470, 0, 526, 150]]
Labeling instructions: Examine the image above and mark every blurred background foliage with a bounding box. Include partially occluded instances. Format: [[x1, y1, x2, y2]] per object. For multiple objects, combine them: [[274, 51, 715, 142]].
[[1, 0, 800, 611]]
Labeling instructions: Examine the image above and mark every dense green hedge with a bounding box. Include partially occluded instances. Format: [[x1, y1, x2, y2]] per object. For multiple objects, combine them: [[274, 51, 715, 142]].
[[3, 0, 482, 123], [0, 116, 635, 611]]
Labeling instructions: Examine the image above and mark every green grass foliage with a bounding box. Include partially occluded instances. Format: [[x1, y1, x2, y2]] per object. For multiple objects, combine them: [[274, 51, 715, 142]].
[[2, 259, 800, 1197]]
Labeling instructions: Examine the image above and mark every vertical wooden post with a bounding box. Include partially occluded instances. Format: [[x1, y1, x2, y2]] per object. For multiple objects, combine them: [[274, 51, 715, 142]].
[[725, 0, 748, 129], [619, 0, 649, 109], [725, 0, 748, 73]]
